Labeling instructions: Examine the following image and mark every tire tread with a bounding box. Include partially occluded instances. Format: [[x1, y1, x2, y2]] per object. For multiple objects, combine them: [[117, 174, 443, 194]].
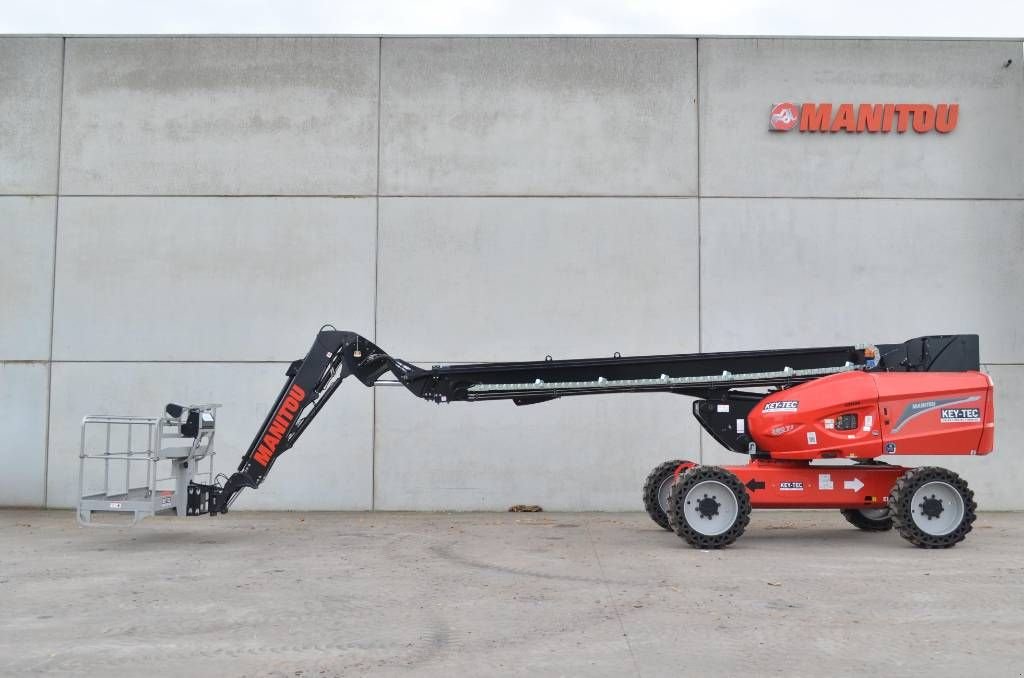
[[642, 460, 689, 531]]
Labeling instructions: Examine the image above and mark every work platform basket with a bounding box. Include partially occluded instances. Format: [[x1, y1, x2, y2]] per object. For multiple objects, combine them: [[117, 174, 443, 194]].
[[76, 404, 220, 525]]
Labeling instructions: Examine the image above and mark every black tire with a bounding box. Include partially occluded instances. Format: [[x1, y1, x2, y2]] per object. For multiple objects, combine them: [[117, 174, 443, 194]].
[[669, 466, 751, 549], [840, 508, 894, 531], [888, 467, 977, 548], [642, 460, 689, 530]]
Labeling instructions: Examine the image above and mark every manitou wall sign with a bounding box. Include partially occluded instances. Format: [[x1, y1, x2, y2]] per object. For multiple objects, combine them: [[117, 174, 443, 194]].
[[769, 102, 959, 133]]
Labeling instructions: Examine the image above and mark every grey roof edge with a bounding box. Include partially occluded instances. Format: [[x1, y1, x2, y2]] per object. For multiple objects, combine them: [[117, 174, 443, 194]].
[[0, 33, 1022, 41]]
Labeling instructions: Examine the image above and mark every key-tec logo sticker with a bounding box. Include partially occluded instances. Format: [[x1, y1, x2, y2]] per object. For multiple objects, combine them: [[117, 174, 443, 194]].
[[763, 400, 799, 413], [769, 103, 958, 133], [940, 408, 981, 423]]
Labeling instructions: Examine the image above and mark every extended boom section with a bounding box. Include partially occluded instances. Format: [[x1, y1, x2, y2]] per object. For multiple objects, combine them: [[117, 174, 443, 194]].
[[203, 329, 980, 517]]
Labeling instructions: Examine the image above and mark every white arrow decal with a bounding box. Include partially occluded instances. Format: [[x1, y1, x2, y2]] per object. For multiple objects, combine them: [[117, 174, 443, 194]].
[[843, 478, 864, 492]]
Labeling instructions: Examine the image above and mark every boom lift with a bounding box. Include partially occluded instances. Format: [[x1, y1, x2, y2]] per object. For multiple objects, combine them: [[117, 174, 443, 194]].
[[80, 330, 994, 549]]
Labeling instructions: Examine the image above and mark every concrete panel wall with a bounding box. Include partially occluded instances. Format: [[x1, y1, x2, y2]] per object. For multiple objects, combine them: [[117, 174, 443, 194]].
[[52, 197, 376, 361], [380, 38, 697, 196], [60, 38, 379, 196], [0, 197, 55, 360], [699, 39, 1024, 198], [699, 198, 1024, 363], [0, 38, 63, 195], [377, 197, 699, 362], [1, 36, 1022, 511], [0, 364, 48, 506]]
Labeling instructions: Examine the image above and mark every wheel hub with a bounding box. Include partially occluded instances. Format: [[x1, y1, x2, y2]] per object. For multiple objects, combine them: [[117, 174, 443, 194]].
[[919, 494, 944, 520], [657, 476, 674, 513], [696, 494, 721, 519], [909, 480, 965, 537], [682, 479, 739, 537]]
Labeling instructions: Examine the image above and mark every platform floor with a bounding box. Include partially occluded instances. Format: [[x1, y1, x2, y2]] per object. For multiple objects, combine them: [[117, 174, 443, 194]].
[[1, 509, 1021, 677]]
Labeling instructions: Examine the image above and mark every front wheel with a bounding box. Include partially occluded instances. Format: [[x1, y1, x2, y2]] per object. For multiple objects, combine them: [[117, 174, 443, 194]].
[[888, 467, 977, 548], [669, 466, 751, 549]]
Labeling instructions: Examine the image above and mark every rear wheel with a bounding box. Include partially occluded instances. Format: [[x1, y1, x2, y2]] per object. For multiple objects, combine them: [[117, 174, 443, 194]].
[[642, 460, 690, 530], [669, 466, 751, 549], [888, 467, 976, 548], [840, 507, 893, 531]]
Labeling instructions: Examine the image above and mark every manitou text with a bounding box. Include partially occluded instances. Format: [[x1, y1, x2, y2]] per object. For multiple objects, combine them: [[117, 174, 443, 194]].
[[769, 102, 959, 133]]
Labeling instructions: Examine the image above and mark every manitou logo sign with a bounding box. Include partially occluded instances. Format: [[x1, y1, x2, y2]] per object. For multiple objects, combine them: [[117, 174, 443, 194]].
[[769, 102, 959, 133]]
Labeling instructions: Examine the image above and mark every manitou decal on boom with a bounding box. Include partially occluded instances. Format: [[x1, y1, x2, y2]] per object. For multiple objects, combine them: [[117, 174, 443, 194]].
[[253, 384, 306, 466], [146, 331, 993, 549]]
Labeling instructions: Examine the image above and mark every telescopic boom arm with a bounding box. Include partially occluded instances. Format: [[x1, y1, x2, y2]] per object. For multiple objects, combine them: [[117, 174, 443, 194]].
[[205, 328, 979, 514]]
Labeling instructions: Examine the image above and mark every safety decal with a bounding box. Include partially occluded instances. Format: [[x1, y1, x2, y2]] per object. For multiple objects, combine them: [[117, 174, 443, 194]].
[[843, 478, 865, 492], [818, 473, 834, 490], [806, 431, 817, 445]]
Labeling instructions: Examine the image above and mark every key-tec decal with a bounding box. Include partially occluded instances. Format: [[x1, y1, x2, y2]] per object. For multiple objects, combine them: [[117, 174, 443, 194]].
[[763, 400, 799, 413], [940, 408, 981, 424]]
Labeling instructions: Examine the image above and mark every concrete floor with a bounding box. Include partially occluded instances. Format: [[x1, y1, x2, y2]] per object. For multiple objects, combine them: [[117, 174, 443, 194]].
[[1, 510, 1021, 677]]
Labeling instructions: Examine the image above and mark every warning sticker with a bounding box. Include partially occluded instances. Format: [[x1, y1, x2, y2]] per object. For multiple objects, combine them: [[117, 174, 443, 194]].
[[818, 474, 834, 490], [806, 431, 817, 445]]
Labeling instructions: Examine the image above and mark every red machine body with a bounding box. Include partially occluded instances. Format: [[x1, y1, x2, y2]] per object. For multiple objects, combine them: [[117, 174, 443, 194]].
[[747, 370, 995, 461], [676, 369, 999, 512]]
